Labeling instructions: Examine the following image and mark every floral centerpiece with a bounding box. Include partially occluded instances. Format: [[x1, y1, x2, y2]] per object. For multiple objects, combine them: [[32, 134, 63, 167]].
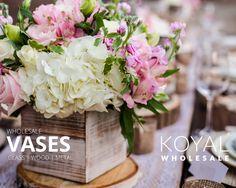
[[0, 0, 185, 152]]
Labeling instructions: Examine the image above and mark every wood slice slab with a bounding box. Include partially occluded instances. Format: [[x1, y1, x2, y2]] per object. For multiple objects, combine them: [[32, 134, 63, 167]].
[[0, 128, 6, 149], [135, 94, 181, 130], [17, 158, 141, 188]]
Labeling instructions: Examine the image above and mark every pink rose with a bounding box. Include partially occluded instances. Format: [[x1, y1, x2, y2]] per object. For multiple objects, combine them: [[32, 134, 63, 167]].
[[33, 4, 61, 25], [27, 25, 57, 45], [56, 20, 76, 39], [0, 71, 25, 116], [56, 0, 84, 23]]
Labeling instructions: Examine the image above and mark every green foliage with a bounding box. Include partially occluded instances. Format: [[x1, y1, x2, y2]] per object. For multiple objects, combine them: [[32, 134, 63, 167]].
[[103, 56, 115, 75], [75, 11, 107, 36], [155, 92, 169, 102], [48, 45, 64, 54], [120, 104, 134, 153], [94, 38, 103, 47], [2, 52, 23, 71], [17, 0, 34, 30], [168, 30, 181, 62], [28, 40, 45, 50], [162, 69, 179, 78], [75, 22, 94, 34]]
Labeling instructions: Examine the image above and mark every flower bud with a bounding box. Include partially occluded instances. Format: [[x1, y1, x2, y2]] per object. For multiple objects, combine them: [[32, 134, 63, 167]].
[[22, 0, 31, 9], [4, 24, 21, 43], [80, 0, 96, 17], [147, 32, 160, 47]]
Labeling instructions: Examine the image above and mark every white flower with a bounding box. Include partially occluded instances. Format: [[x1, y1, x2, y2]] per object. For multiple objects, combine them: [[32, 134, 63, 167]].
[[103, 20, 120, 33], [0, 39, 14, 62], [17, 45, 38, 70], [18, 36, 124, 118]]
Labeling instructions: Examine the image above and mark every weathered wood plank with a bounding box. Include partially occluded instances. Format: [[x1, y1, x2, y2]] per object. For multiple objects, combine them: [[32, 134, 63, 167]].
[[21, 107, 127, 183]]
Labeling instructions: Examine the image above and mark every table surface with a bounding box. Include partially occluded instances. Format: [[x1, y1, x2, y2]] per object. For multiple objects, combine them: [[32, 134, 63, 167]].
[[132, 60, 196, 188]]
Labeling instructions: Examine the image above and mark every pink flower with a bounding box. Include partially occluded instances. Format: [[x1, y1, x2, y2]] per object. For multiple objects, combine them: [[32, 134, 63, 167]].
[[33, 4, 61, 25], [0, 64, 4, 75], [123, 93, 135, 109], [56, 20, 76, 39], [163, 38, 171, 49], [170, 21, 186, 37], [104, 38, 114, 51], [126, 44, 136, 55], [74, 28, 85, 38], [0, 15, 13, 35], [87, 2, 102, 24], [0, 15, 13, 25], [0, 71, 25, 116], [151, 46, 168, 65], [129, 34, 152, 61], [56, 0, 84, 23], [123, 35, 169, 109], [118, 2, 131, 14], [117, 25, 126, 35], [132, 77, 156, 105], [27, 25, 57, 45]]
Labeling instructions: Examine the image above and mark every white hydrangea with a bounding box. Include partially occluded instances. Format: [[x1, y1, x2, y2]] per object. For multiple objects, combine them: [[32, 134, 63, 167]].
[[18, 36, 124, 118]]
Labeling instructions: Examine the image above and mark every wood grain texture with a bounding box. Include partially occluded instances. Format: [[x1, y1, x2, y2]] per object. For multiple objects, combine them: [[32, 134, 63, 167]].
[[17, 158, 140, 188], [21, 106, 126, 183]]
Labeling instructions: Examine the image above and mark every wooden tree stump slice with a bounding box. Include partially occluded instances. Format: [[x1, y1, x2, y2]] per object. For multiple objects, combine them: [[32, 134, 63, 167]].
[[135, 94, 181, 129], [0, 128, 6, 149], [17, 158, 140, 188]]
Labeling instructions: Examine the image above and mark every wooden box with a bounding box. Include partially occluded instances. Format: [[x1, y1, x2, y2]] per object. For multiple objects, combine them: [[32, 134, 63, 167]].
[[21, 106, 126, 183]]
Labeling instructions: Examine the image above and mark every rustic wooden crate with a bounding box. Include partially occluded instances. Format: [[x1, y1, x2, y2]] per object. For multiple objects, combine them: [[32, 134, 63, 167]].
[[21, 106, 126, 183]]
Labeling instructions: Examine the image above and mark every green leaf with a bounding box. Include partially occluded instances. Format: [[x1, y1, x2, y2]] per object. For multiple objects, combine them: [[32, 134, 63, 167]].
[[121, 85, 130, 95], [2, 58, 15, 66], [75, 22, 93, 34], [106, 32, 120, 38], [17, 0, 33, 30], [112, 37, 122, 50], [139, 103, 159, 114], [0, 35, 5, 40], [120, 104, 134, 153], [148, 98, 168, 113], [92, 12, 105, 35], [28, 40, 45, 50], [162, 69, 179, 78], [103, 56, 114, 75], [2, 58, 22, 71], [19, 6, 33, 20], [94, 38, 103, 47], [155, 92, 169, 102], [48, 45, 64, 54]]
